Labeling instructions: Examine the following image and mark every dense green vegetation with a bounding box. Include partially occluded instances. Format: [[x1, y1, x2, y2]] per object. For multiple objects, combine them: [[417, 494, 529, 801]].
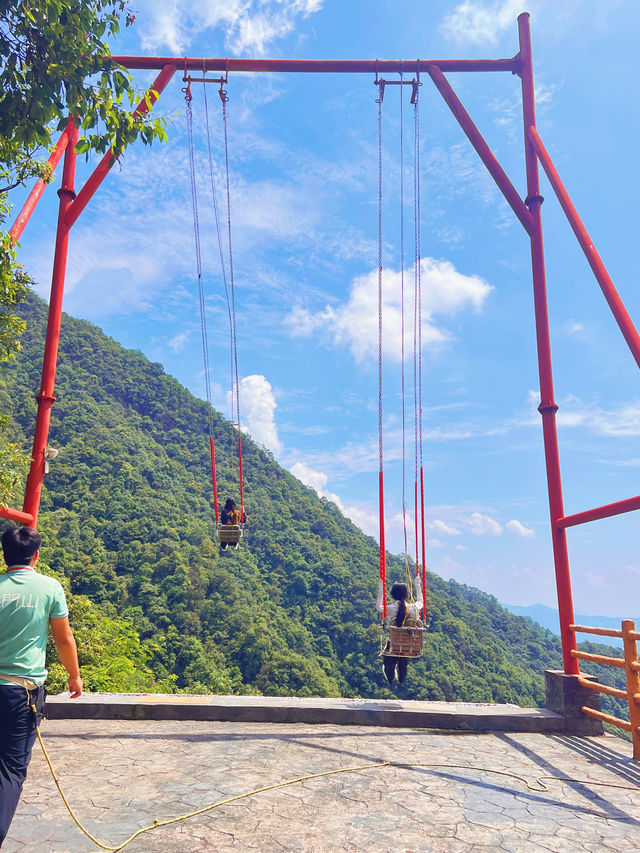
[[0, 294, 629, 717]]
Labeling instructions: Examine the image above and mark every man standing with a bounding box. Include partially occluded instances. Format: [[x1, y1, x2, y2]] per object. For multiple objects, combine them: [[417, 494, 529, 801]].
[[0, 526, 82, 846]]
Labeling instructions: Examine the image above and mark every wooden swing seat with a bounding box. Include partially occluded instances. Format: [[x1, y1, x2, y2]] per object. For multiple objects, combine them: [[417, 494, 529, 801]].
[[217, 524, 244, 545], [381, 623, 425, 659]]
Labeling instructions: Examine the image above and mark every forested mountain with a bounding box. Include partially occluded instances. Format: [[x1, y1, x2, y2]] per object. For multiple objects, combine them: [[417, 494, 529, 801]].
[[0, 294, 628, 719]]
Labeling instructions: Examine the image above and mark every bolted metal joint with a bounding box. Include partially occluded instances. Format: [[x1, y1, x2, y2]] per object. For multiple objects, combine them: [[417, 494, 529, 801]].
[[525, 193, 544, 208]]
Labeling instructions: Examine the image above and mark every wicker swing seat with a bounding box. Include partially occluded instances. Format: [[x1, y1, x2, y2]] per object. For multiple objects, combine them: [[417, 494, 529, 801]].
[[217, 524, 244, 546], [380, 623, 425, 659]]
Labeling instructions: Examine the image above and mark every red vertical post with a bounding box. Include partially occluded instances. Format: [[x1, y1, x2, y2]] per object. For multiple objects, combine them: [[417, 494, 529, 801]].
[[209, 436, 219, 523], [22, 121, 79, 528], [237, 433, 244, 518], [420, 467, 427, 621], [379, 470, 386, 618], [518, 13, 578, 674]]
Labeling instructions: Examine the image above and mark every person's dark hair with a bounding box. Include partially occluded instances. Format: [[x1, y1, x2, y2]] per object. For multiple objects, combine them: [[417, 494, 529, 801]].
[[224, 498, 236, 511], [390, 582, 408, 628], [2, 526, 42, 567]]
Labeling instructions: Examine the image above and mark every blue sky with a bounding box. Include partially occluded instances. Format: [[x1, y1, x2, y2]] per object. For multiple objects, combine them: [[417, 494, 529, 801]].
[[11, 0, 640, 617]]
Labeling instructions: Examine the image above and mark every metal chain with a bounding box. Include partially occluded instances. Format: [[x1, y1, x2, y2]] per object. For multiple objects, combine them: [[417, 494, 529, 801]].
[[413, 76, 420, 573], [399, 67, 409, 561], [416, 85, 423, 471], [186, 94, 214, 437], [220, 88, 244, 504], [377, 84, 384, 483], [202, 77, 233, 431]]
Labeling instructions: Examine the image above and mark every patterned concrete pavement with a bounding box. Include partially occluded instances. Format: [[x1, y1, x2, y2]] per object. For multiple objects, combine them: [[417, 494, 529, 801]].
[[5, 720, 640, 852]]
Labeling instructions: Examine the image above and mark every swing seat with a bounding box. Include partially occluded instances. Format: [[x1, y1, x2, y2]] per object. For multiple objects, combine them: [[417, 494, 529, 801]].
[[381, 624, 425, 659], [217, 523, 244, 546]]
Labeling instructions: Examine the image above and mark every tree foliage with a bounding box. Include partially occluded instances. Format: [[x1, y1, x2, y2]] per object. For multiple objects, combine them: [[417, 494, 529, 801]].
[[0, 1, 166, 191], [0, 1, 168, 506]]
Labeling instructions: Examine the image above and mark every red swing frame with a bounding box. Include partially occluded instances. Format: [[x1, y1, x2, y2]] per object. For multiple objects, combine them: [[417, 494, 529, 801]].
[[4, 13, 639, 676]]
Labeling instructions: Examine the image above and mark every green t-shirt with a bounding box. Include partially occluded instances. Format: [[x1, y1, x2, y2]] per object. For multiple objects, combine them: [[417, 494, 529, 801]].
[[0, 567, 69, 686]]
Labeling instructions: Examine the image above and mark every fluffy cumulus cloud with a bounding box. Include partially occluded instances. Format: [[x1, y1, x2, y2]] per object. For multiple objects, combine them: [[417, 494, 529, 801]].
[[287, 258, 492, 364], [505, 519, 535, 538], [431, 509, 535, 539], [430, 519, 462, 536], [290, 461, 329, 493], [136, 0, 323, 54], [290, 462, 379, 538], [441, 0, 531, 45], [465, 512, 503, 536], [234, 374, 281, 454], [522, 391, 640, 437]]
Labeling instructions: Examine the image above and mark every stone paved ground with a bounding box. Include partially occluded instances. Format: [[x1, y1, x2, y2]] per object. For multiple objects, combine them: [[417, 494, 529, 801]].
[[5, 720, 640, 852]]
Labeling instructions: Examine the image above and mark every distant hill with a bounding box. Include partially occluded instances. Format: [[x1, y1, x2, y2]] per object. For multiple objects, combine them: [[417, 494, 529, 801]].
[[0, 293, 628, 720], [502, 603, 639, 649]]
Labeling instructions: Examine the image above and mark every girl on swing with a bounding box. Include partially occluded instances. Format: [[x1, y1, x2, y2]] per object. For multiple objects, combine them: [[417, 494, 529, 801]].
[[377, 574, 423, 685]]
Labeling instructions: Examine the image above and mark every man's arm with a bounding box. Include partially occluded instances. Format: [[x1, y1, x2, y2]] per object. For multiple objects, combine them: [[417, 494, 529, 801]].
[[50, 617, 82, 698]]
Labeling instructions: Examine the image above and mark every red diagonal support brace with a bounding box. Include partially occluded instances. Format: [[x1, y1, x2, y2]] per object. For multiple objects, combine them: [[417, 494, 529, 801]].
[[66, 64, 176, 229], [9, 117, 74, 243], [426, 64, 534, 235], [558, 495, 640, 529], [528, 125, 640, 371]]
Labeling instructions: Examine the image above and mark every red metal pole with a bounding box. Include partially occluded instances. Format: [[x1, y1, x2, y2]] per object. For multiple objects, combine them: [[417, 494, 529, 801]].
[[419, 467, 427, 621], [379, 470, 386, 618], [237, 433, 244, 518], [518, 13, 578, 674], [414, 479, 419, 573], [425, 65, 534, 235], [0, 507, 35, 525], [558, 494, 640, 529], [528, 126, 640, 371], [9, 118, 73, 243], [111, 56, 520, 74], [209, 436, 219, 524], [66, 65, 176, 230], [22, 122, 79, 528]]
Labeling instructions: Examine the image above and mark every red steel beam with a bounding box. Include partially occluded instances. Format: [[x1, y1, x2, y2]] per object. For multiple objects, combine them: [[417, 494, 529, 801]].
[[518, 12, 578, 675], [9, 118, 74, 243], [0, 506, 35, 525], [528, 125, 640, 372], [425, 64, 534, 234], [66, 64, 176, 230], [22, 122, 79, 527], [111, 56, 521, 74], [558, 495, 640, 529]]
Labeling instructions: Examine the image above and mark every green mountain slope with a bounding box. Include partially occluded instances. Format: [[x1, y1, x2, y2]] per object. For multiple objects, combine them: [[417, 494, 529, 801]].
[[0, 294, 628, 716]]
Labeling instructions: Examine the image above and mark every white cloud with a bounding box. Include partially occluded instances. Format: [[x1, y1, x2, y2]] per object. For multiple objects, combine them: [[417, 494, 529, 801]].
[[136, 0, 323, 54], [287, 258, 492, 364], [465, 512, 503, 536], [168, 330, 191, 353], [506, 519, 535, 538], [290, 461, 328, 493], [586, 570, 605, 588], [430, 519, 462, 536], [521, 391, 640, 437], [234, 374, 281, 453], [289, 462, 379, 538], [441, 0, 530, 45]]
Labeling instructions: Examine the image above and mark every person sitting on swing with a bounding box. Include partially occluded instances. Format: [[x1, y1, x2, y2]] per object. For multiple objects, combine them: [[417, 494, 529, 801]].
[[221, 498, 245, 526], [219, 498, 246, 552], [377, 574, 423, 685]]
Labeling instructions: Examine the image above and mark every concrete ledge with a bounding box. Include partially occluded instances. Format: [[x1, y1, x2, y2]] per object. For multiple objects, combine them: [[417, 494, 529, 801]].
[[545, 669, 604, 735], [46, 693, 566, 732]]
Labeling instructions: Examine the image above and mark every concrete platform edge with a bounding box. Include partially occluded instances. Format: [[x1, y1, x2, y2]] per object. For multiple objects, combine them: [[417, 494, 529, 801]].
[[45, 694, 566, 733]]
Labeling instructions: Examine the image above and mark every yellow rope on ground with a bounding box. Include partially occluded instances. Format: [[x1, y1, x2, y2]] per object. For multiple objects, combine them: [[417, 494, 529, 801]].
[[33, 712, 640, 852]]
